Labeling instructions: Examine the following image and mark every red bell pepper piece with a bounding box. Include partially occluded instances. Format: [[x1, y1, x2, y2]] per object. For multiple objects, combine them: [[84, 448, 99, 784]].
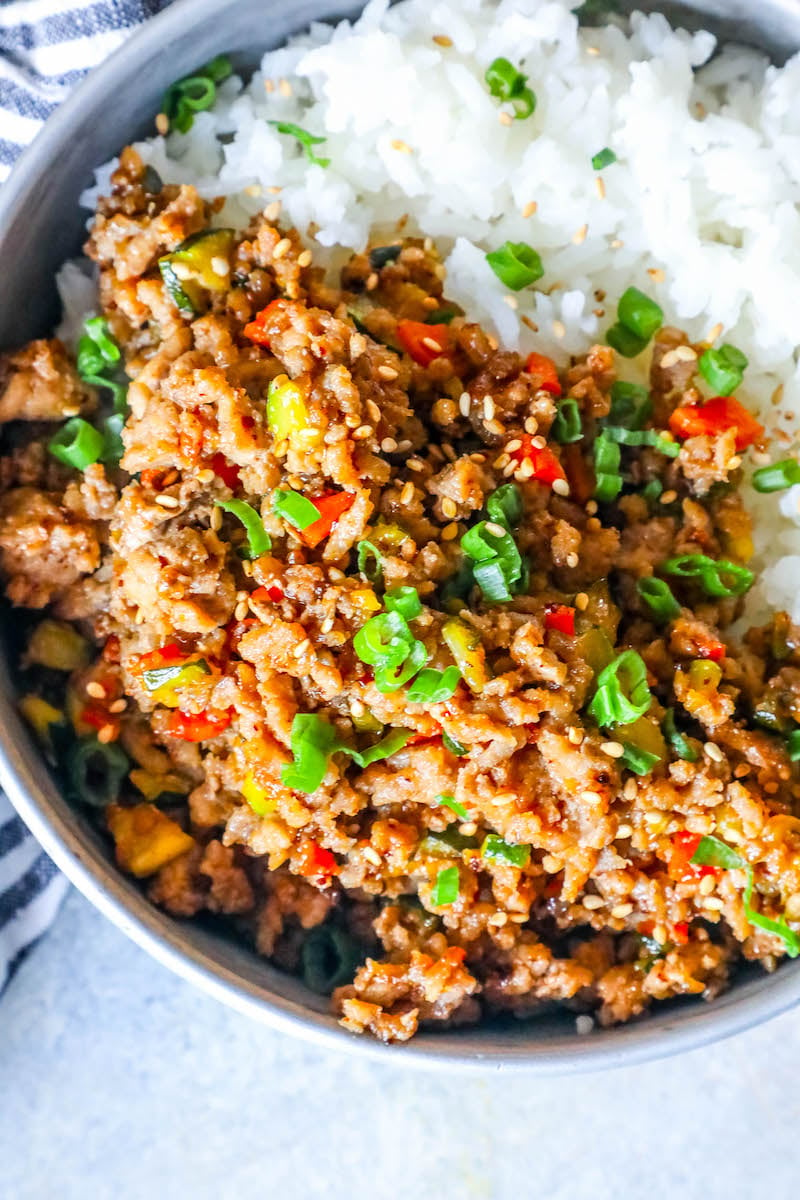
[[137, 643, 184, 672], [297, 491, 355, 549], [210, 452, 241, 491], [669, 396, 764, 451], [697, 639, 725, 662], [669, 831, 720, 881], [525, 352, 562, 396], [672, 921, 690, 944], [544, 604, 576, 635], [508, 434, 567, 485], [243, 298, 287, 348], [396, 320, 451, 367], [167, 709, 232, 742], [297, 840, 338, 879]]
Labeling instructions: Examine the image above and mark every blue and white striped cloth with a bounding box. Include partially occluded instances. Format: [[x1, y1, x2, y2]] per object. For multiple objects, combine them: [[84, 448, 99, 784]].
[[0, 0, 173, 989]]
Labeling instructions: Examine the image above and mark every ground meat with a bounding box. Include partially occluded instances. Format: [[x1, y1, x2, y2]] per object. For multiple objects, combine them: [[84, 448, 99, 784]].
[[0, 339, 93, 423], [0, 486, 101, 607]]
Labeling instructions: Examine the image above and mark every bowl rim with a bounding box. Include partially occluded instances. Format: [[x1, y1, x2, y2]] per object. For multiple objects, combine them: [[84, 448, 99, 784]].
[[2, 0, 800, 1072]]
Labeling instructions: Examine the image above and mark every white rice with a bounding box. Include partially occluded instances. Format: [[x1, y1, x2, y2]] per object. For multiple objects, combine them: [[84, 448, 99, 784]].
[[62, 0, 800, 620]]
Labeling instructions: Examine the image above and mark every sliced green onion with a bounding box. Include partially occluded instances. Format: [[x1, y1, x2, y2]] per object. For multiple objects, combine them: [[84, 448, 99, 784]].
[[662, 554, 754, 599], [384, 585, 422, 621], [752, 459, 800, 494], [443, 732, 468, 757], [354, 611, 415, 670], [431, 864, 460, 906], [592, 147, 617, 170], [484, 56, 536, 120], [273, 489, 321, 531], [691, 833, 746, 872], [66, 737, 129, 808], [461, 518, 522, 603], [698, 343, 748, 397], [216, 499, 271, 558], [637, 577, 681, 621], [48, 418, 105, 469], [356, 539, 382, 582], [301, 924, 363, 993], [593, 431, 622, 502], [606, 323, 649, 358], [269, 120, 330, 168], [617, 287, 664, 341], [588, 650, 652, 728], [662, 707, 699, 762], [374, 639, 428, 694], [608, 381, 652, 428], [101, 412, 125, 465], [602, 425, 679, 458], [786, 729, 800, 761], [142, 658, 210, 692], [436, 793, 469, 820], [426, 308, 458, 325], [281, 713, 346, 794], [481, 834, 531, 868], [407, 666, 461, 704], [77, 316, 120, 376], [642, 479, 663, 504], [420, 829, 479, 857], [620, 744, 660, 775], [552, 398, 583, 444], [350, 728, 411, 768], [163, 55, 232, 133], [486, 483, 523, 530], [486, 241, 544, 291]]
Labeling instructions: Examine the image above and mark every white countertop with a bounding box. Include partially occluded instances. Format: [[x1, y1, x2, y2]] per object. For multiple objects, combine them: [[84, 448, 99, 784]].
[[2, 887, 798, 1199]]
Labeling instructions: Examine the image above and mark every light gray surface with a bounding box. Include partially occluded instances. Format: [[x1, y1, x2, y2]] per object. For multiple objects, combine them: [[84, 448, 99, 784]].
[[0, 887, 797, 1200]]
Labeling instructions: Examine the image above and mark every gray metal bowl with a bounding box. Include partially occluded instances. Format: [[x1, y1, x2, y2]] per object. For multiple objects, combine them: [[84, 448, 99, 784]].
[[1, 0, 799, 1072]]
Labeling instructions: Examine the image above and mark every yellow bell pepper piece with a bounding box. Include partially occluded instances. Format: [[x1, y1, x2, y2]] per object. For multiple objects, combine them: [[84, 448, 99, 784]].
[[25, 619, 90, 672], [129, 768, 192, 803], [267, 375, 310, 443], [442, 617, 488, 694], [241, 771, 276, 816], [620, 715, 667, 765], [19, 695, 64, 743], [107, 803, 194, 878]]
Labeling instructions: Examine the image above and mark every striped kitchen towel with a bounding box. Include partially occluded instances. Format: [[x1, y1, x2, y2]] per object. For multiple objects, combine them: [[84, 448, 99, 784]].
[[0, 0, 174, 989]]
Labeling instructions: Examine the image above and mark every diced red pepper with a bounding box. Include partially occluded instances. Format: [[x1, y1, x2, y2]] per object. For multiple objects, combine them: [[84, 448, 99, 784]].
[[296, 840, 338, 879], [669, 396, 764, 452], [669, 831, 720, 881], [697, 640, 725, 663], [251, 584, 284, 605], [297, 491, 355, 550], [396, 320, 451, 367], [167, 709, 232, 742], [672, 921, 690, 944], [102, 635, 120, 664], [544, 604, 576, 636], [81, 705, 110, 731], [210, 452, 241, 491], [525, 352, 562, 396], [508, 434, 567, 485], [243, 298, 287, 348], [137, 643, 184, 673]]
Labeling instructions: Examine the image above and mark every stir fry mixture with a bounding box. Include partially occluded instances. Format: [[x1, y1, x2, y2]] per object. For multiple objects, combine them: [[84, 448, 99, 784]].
[[4, 141, 800, 1043]]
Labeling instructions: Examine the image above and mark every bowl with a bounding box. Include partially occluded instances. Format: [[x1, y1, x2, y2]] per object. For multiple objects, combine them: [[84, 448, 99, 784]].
[[2, 0, 800, 1073]]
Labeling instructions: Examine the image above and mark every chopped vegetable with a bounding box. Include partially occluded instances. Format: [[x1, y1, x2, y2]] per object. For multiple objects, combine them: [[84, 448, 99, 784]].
[[265, 376, 311, 449], [698, 343, 748, 397], [617, 287, 664, 341], [668, 396, 764, 451], [552, 398, 582, 443], [356, 540, 382, 582], [620, 743, 660, 775], [787, 729, 800, 762], [243, 298, 286, 348], [162, 55, 232, 133], [296, 491, 354, 549], [431, 864, 460, 906], [369, 245, 402, 269], [76, 315, 127, 410], [273, 489, 321, 531], [158, 228, 235, 314], [48, 418, 105, 470], [354, 610, 417, 669], [407, 666, 461, 703], [384, 585, 422, 621], [662, 554, 754, 599], [752, 459, 800, 493], [605, 323, 648, 358], [129, 768, 191, 804], [349, 728, 411, 768], [242, 772, 276, 816], [216, 499, 271, 559], [67, 737, 129, 808], [19, 695, 64, 744], [268, 120, 330, 167], [608, 380, 652, 428], [588, 650, 652, 728], [592, 147, 617, 170], [107, 802, 195, 877], [637, 577, 681, 622], [525, 352, 562, 395], [481, 834, 531, 867], [601, 425, 679, 458], [281, 713, 346, 793], [26, 619, 89, 671], [442, 617, 488, 694], [461, 517, 523, 603], [436, 793, 469, 820], [662, 707, 699, 762], [142, 657, 211, 707], [443, 732, 468, 756], [486, 241, 544, 290], [544, 604, 575, 635], [396, 319, 451, 366], [167, 709, 232, 741], [374, 640, 429, 693], [484, 56, 536, 119], [301, 924, 363, 993], [593, 431, 622, 501], [507, 436, 566, 486]]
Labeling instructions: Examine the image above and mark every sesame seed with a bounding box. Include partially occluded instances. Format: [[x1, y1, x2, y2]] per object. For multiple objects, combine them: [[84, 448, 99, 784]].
[[595, 177, 606, 199], [441, 497, 458, 519], [459, 392, 471, 417], [154, 494, 180, 509], [601, 741, 625, 758], [485, 521, 507, 538], [575, 1015, 595, 1036], [552, 478, 570, 497], [170, 262, 192, 281], [611, 902, 634, 919], [565, 551, 579, 568], [515, 459, 534, 480], [262, 200, 282, 222], [391, 139, 412, 154], [210, 505, 223, 531], [378, 364, 399, 381], [469, 453, 486, 464], [583, 894, 604, 910], [400, 482, 415, 505], [705, 742, 724, 762], [363, 846, 382, 866], [366, 400, 382, 423], [522, 200, 538, 219], [433, 33, 453, 47], [108, 699, 127, 714], [422, 336, 443, 353], [702, 896, 725, 911], [278, 78, 292, 97], [503, 294, 519, 310], [353, 424, 373, 440], [623, 778, 638, 800], [407, 458, 424, 472], [485, 419, 505, 437], [61, 406, 81, 417], [211, 256, 230, 277], [86, 681, 106, 700], [297, 249, 313, 268], [699, 874, 716, 896], [494, 453, 511, 471], [575, 592, 589, 610], [585, 500, 598, 515], [532, 435, 547, 450], [647, 268, 665, 283], [264, 79, 275, 93], [572, 224, 588, 245], [292, 639, 311, 658], [567, 727, 583, 745], [320, 617, 335, 634], [505, 439, 522, 454], [441, 522, 459, 541], [483, 396, 496, 420], [728, 455, 742, 471], [235, 601, 249, 621], [541, 854, 561, 873], [524, 416, 539, 435], [499, 110, 514, 126], [706, 322, 723, 343], [616, 824, 633, 839], [273, 237, 292, 260], [397, 439, 413, 453], [155, 112, 169, 135], [97, 725, 117, 745], [660, 490, 678, 505], [586, 45, 600, 55], [381, 437, 398, 453], [243, 183, 263, 198], [552, 320, 566, 339], [521, 316, 539, 333]]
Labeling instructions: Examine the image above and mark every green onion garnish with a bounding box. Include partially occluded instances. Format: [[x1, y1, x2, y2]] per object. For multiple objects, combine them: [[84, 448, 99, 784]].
[[637, 577, 681, 622], [601, 425, 680, 458], [608, 380, 652, 428], [620, 744, 660, 775], [606, 323, 649, 358], [662, 554, 754, 599], [593, 431, 622, 501], [48, 418, 105, 470], [356, 539, 382, 582], [281, 713, 346, 794], [617, 287, 664, 341], [461, 520, 523, 604], [786, 729, 800, 761], [481, 834, 531, 868], [216, 499, 271, 559], [350, 728, 411, 768], [486, 482, 523, 529], [641, 479, 663, 504], [691, 834, 800, 957], [552, 398, 583, 443], [588, 650, 652, 728], [163, 55, 232, 133], [374, 640, 428, 694], [354, 610, 416, 669], [431, 865, 460, 906], [662, 708, 698, 762], [425, 308, 458, 325], [752, 459, 800, 493], [592, 147, 617, 170], [484, 56, 537, 119], [77, 316, 120, 376], [486, 241, 544, 290], [407, 666, 461, 704], [102, 413, 125, 465], [273, 489, 321, 531], [443, 732, 468, 756], [384, 585, 422, 621], [436, 793, 469, 820], [66, 737, 130, 808], [697, 343, 748, 397], [269, 120, 330, 168]]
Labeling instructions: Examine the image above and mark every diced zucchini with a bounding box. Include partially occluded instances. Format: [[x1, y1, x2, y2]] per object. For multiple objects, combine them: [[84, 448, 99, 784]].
[[577, 627, 615, 676], [25, 619, 90, 672], [442, 617, 488, 694], [158, 228, 235, 315], [620, 715, 667, 766]]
